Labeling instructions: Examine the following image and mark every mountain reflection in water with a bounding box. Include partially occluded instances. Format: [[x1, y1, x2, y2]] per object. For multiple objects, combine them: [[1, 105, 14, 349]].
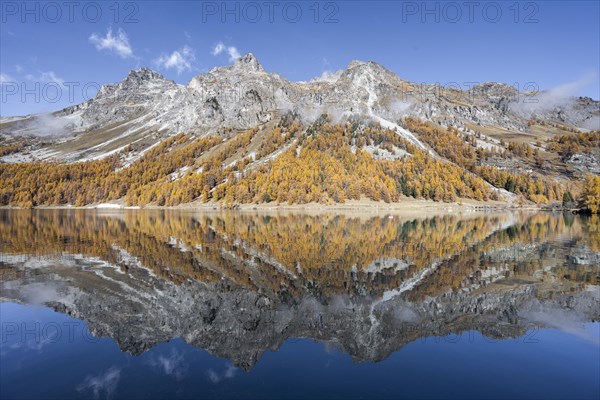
[[0, 210, 599, 372]]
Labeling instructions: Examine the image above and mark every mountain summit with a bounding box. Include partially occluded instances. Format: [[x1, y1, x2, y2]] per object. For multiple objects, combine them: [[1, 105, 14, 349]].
[[0, 54, 598, 210], [233, 53, 264, 72], [1, 54, 598, 165]]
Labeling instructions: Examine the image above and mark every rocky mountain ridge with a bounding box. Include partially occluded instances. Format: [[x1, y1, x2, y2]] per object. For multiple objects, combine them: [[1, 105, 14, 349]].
[[1, 53, 598, 163]]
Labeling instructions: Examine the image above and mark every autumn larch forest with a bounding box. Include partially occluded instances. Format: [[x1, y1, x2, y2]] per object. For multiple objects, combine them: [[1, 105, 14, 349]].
[[1, 116, 599, 212]]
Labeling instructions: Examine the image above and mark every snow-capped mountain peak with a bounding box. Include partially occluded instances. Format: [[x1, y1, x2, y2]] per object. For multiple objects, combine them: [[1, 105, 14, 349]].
[[1, 54, 598, 163]]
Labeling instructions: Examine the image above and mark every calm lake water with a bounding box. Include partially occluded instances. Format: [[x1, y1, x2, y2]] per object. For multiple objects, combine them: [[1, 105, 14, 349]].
[[0, 209, 599, 399]]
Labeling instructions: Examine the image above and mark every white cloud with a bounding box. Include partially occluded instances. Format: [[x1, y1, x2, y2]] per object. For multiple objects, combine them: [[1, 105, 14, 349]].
[[519, 301, 600, 346], [312, 70, 342, 83], [206, 363, 238, 383], [390, 97, 413, 116], [18, 281, 64, 304], [154, 46, 195, 74], [0, 71, 64, 87], [545, 72, 597, 99], [211, 42, 241, 63], [0, 73, 14, 84], [23, 71, 65, 87], [582, 116, 600, 131], [15, 65, 23, 73], [27, 113, 73, 137], [148, 348, 187, 380], [510, 72, 598, 117], [77, 366, 122, 399], [89, 27, 134, 59], [39, 71, 65, 86]]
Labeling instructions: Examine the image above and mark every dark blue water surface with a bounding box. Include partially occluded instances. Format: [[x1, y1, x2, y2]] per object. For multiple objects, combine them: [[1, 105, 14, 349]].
[[1, 303, 598, 400], [0, 210, 599, 399]]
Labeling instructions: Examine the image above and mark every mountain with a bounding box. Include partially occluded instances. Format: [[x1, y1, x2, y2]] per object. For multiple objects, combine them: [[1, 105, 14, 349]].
[[1, 54, 599, 208], [1, 211, 598, 369], [2, 53, 598, 162]]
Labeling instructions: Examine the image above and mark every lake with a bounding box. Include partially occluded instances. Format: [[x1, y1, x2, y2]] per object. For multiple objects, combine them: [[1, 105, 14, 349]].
[[0, 209, 599, 399]]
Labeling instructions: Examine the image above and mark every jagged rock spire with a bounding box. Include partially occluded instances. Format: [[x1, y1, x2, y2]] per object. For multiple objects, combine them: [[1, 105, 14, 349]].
[[233, 53, 264, 72]]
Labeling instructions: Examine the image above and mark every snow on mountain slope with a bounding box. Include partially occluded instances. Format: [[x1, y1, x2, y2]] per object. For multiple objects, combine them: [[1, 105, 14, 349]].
[[1, 53, 598, 163]]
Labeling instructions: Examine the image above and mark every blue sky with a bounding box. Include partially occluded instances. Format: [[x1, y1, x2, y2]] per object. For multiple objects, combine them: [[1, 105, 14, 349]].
[[1, 0, 599, 116]]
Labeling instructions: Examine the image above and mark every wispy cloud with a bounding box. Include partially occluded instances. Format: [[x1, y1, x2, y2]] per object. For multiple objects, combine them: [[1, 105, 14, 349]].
[[0, 330, 54, 358], [15, 64, 23, 73], [77, 366, 122, 399], [543, 72, 598, 99], [89, 28, 134, 59], [510, 72, 598, 117], [148, 348, 187, 380], [154, 46, 195, 74], [211, 42, 241, 63], [0, 73, 14, 84], [312, 70, 342, 83], [519, 302, 600, 346], [21, 71, 65, 88], [206, 363, 238, 383], [38, 71, 65, 86]]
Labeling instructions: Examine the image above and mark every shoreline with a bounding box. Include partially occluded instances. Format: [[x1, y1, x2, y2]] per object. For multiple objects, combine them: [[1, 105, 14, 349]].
[[0, 198, 556, 216]]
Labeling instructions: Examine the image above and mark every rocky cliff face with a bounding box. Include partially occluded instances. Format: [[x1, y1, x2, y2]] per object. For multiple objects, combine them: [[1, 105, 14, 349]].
[[2, 54, 598, 162]]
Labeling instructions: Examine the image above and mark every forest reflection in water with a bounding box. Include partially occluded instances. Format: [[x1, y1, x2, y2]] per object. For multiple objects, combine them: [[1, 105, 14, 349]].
[[0, 209, 599, 369]]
